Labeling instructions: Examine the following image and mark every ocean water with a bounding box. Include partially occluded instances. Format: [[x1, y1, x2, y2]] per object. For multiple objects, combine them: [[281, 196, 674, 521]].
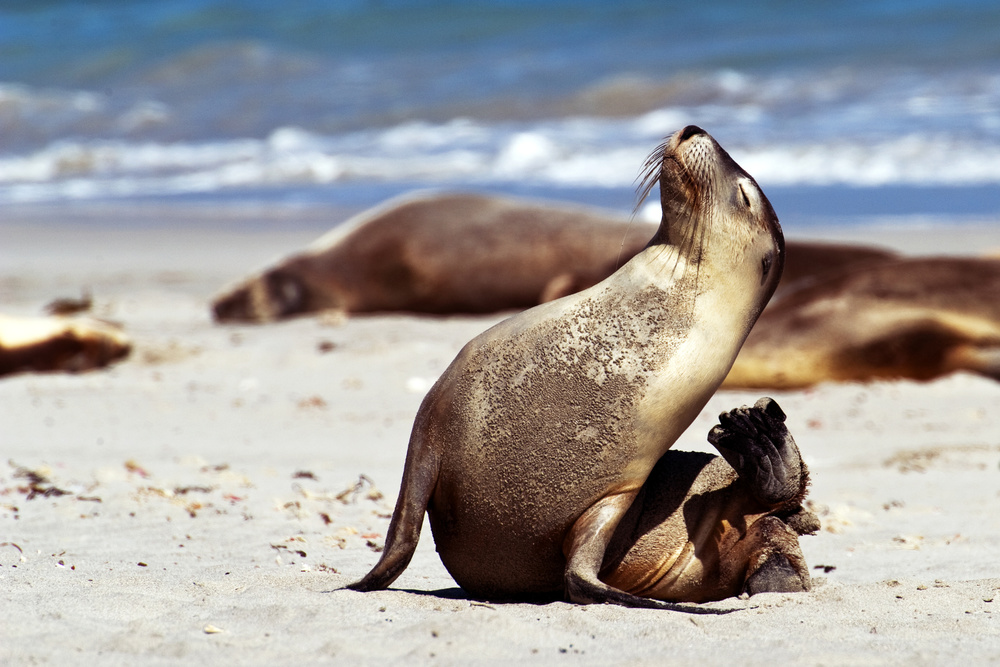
[[2, 0, 999, 225]]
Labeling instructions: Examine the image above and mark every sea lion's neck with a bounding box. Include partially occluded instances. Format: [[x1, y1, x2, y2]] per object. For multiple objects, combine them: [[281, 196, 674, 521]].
[[649, 214, 779, 280], [633, 224, 778, 338], [646, 210, 724, 265]]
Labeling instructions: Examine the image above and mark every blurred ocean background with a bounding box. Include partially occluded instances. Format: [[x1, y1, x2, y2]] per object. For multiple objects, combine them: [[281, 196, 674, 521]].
[[2, 0, 999, 227]]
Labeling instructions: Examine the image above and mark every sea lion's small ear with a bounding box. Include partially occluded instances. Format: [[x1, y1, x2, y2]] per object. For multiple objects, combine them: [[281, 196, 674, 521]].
[[755, 397, 785, 422]]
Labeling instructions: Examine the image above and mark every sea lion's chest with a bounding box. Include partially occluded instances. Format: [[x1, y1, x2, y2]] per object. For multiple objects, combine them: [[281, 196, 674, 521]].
[[443, 277, 694, 480]]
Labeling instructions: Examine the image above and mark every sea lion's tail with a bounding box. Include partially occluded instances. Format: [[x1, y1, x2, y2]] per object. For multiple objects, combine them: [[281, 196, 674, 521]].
[[345, 427, 441, 592]]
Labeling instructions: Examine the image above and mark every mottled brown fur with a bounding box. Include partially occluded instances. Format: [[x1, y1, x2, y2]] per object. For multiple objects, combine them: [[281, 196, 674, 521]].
[[602, 398, 816, 602], [432, 281, 694, 596]]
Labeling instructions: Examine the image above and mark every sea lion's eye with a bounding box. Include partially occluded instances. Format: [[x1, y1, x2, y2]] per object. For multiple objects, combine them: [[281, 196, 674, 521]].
[[739, 184, 751, 208], [761, 252, 773, 281]]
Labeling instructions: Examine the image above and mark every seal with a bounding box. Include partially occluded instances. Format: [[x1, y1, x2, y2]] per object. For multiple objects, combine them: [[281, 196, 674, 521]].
[[347, 125, 786, 609], [210, 192, 653, 322], [603, 398, 817, 602], [211, 190, 892, 322], [0, 313, 131, 378], [724, 256, 1000, 388]]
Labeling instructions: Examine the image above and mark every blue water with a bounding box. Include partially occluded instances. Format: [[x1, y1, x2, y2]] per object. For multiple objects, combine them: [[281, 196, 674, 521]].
[[2, 0, 999, 224]]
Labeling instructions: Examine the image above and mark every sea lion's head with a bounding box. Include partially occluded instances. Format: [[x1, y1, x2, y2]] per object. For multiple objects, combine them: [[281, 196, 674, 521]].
[[211, 267, 310, 323], [638, 125, 784, 299]]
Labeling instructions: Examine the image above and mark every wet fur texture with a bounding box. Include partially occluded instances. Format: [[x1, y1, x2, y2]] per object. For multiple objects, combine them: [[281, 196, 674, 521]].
[[602, 398, 816, 603]]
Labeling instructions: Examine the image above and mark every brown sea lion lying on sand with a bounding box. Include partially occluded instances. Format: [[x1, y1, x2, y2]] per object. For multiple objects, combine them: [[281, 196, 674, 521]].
[[0, 313, 131, 378], [724, 257, 1000, 388], [211, 192, 654, 322], [210, 191, 897, 322]]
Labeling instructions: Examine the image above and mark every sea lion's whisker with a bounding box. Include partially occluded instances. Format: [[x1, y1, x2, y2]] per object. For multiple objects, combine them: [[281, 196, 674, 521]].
[[634, 139, 670, 215]]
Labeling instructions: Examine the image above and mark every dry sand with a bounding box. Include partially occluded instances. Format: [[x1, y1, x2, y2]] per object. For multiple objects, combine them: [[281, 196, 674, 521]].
[[3, 204, 1000, 665]]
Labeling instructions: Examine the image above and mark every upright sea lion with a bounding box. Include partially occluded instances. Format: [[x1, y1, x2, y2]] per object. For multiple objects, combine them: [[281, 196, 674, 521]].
[[724, 256, 1000, 388], [211, 190, 894, 322], [0, 313, 131, 378], [211, 192, 652, 322], [347, 126, 786, 608]]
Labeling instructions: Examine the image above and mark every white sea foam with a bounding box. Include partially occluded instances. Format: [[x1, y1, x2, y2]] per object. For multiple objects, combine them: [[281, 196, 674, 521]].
[[0, 82, 105, 115], [2, 116, 1000, 203], [739, 136, 1000, 187]]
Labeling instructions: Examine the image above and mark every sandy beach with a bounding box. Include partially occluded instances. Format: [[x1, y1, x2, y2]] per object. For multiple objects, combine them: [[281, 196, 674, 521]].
[[3, 203, 1000, 665]]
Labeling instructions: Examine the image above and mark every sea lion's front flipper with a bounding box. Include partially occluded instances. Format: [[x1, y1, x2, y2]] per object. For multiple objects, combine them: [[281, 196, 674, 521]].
[[706, 397, 807, 509], [563, 492, 734, 614]]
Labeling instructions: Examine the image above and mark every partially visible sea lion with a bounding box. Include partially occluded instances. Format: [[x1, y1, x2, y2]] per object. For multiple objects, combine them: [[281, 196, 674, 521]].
[[0, 314, 131, 378], [347, 126, 786, 609], [603, 398, 817, 602], [211, 192, 653, 322], [211, 190, 895, 322], [724, 256, 1000, 388], [774, 241, 897, 302]]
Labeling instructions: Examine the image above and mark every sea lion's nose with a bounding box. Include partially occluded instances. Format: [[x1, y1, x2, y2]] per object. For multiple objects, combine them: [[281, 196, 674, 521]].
[[679, 125, 706, 142]]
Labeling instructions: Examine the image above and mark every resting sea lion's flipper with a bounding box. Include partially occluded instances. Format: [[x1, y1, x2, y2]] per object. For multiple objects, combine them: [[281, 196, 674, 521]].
[[346, 431, 441, 592], [707, 397, 808, 509]]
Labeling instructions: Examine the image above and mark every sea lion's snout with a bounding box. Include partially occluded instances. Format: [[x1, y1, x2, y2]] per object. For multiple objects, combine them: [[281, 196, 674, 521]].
[[644, 126, 782, 266], [212, 289, 252, 323], [678, 125, 706, 142], [211, 269, 311, 324]]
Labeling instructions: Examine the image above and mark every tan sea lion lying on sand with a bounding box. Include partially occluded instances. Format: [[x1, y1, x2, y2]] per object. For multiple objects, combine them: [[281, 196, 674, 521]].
[[211, 192, 654, 322], [347, 126, 791, 610], [724, 256, 1000, 388], [0, 313, 131, 378], [210, 191, 897, 322]]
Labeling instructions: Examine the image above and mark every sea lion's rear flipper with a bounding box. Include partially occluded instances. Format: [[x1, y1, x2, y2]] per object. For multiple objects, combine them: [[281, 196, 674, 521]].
[[563, 492, 733, 614], [706, 397, 808, 509], [345, 432, 441, 592]]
